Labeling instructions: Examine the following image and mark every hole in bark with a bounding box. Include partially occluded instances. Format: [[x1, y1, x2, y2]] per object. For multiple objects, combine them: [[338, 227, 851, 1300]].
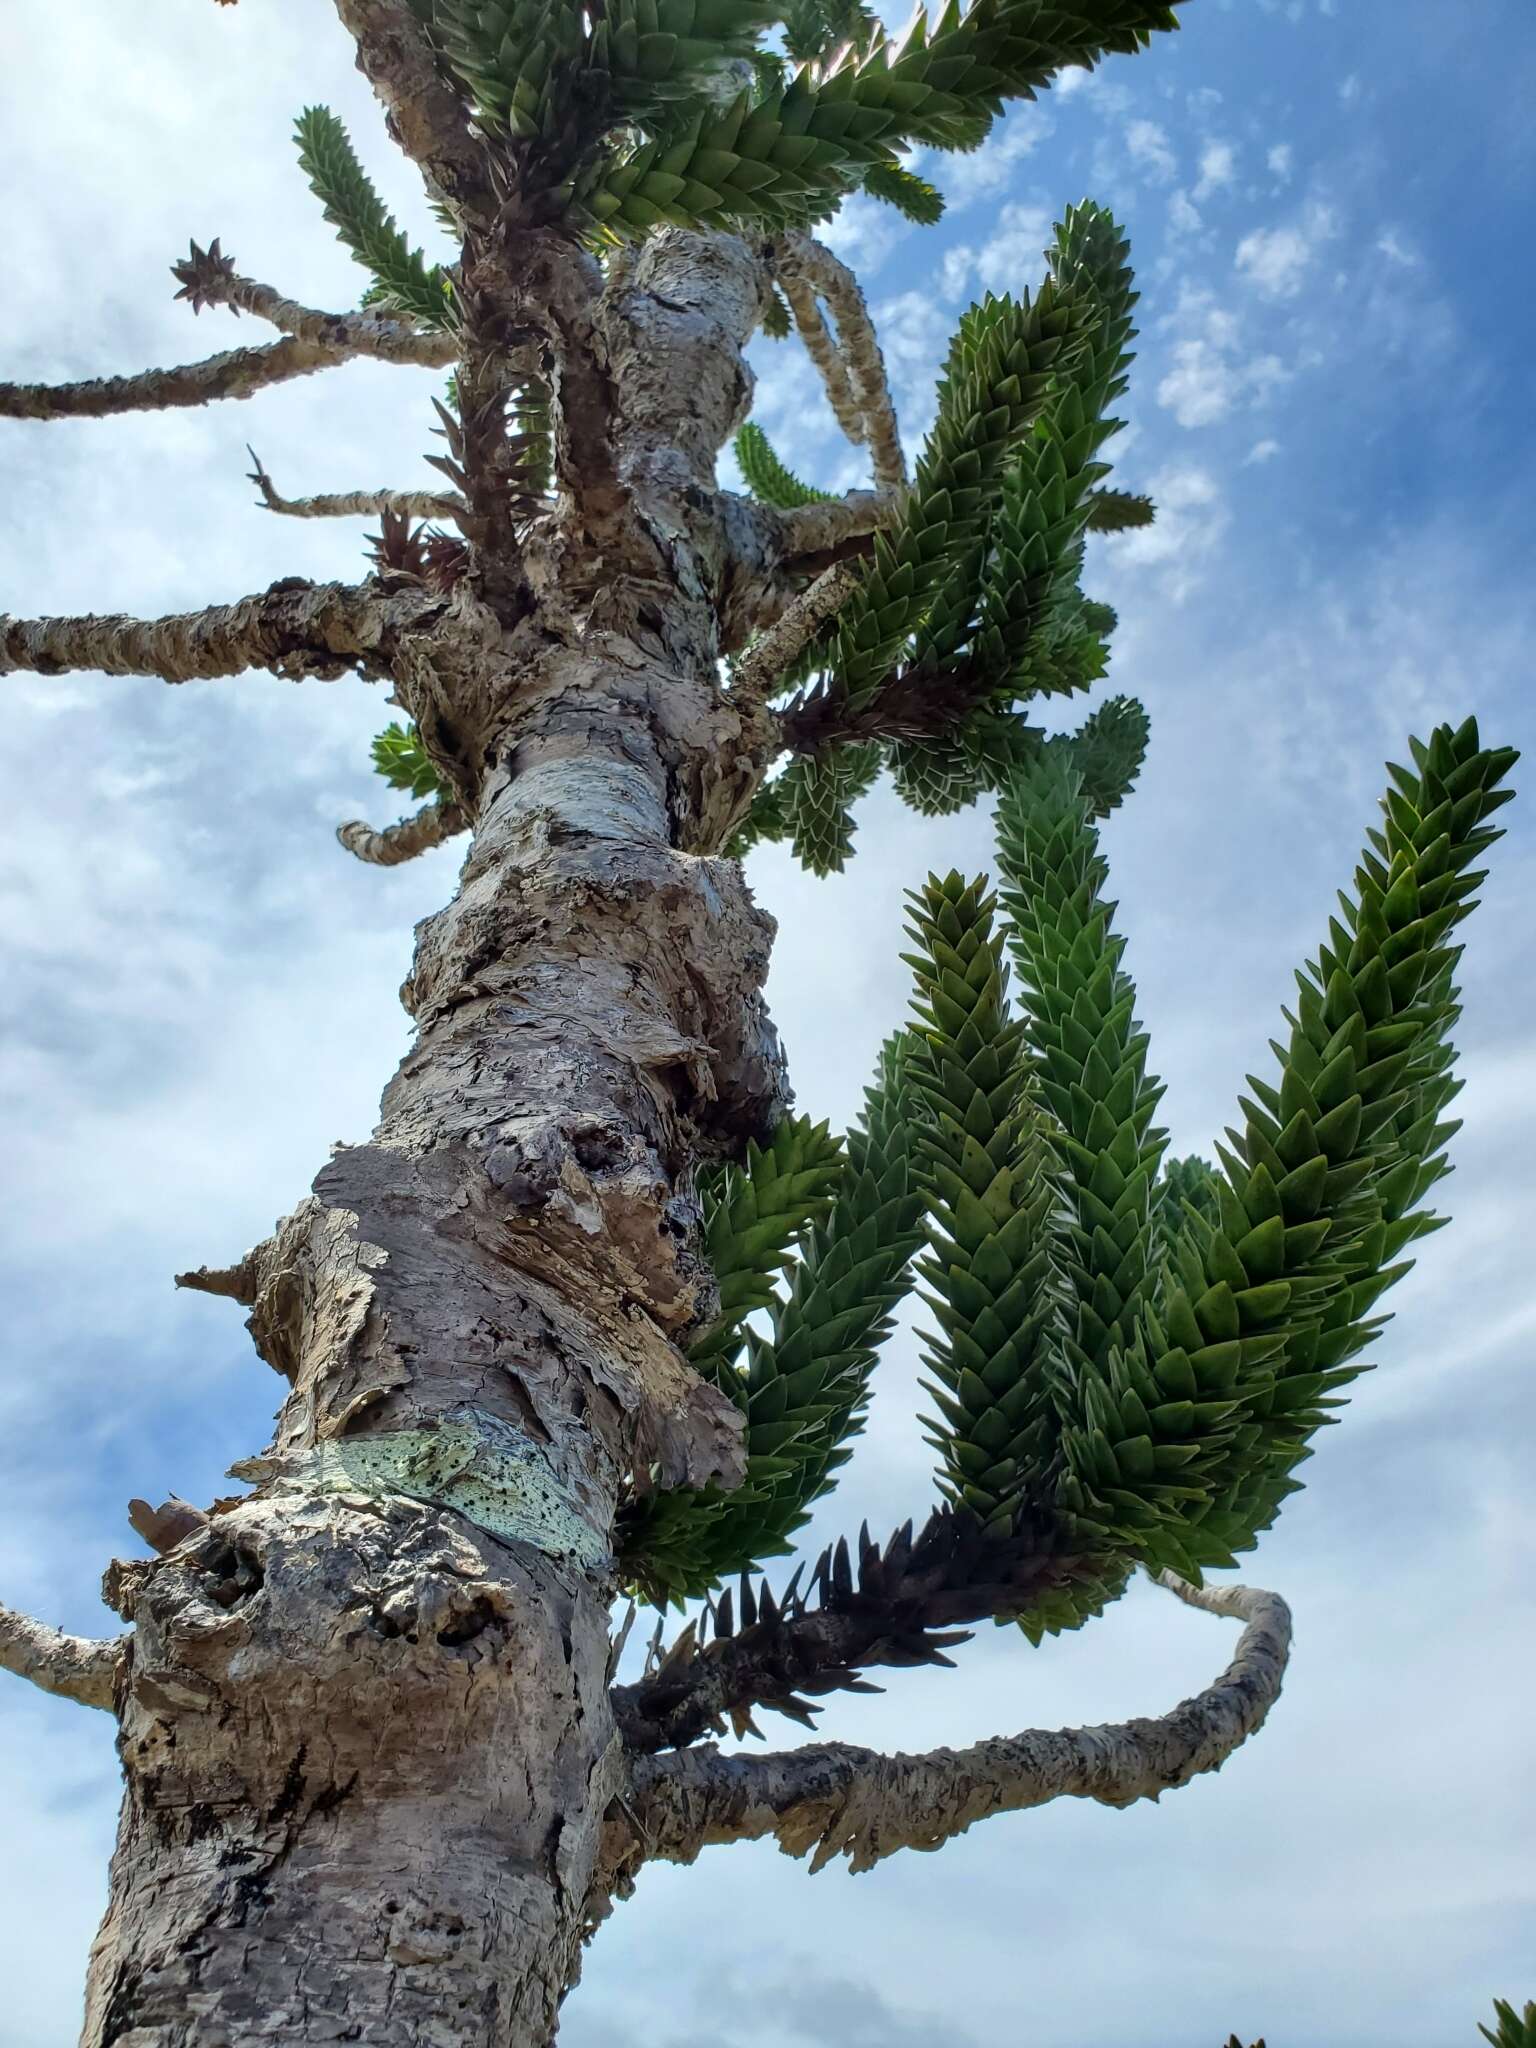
[[437, 1596, 501, 1648], [196, 1538, 264, 1609], [384, 1899, 400, 1915], [572, 1123, 624, 1172]]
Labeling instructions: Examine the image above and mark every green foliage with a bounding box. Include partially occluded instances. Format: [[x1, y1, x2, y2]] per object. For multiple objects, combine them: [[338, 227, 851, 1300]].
[[1158, 1153, 1223, 1238], [781, 742, 882, 875], [902, 872, 1065, 1531], [734, 421, 834, 507], [1063, 693, 1148, 817], [995, 751, 1168, 1378], [1481, 2000, 1536, 2046], [590, 0, 781, 123], [1086, 486, 1155, 532], [371, 722, 447, 802], [513, 375, 554, 497], [690, 1114, 847, 1379], [821, 281, 1087, 719], [860, 158, 946, 224], [293, 107, 453, 328], [571, 5, 1185, 236], [1052, 720, 1517, 1576], [620, 1041, 927, 1601], [424, 0, 588, 148]]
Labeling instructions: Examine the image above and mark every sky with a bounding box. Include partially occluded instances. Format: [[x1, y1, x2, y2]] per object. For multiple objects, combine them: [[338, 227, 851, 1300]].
[[0, 1, 1533, 2043]]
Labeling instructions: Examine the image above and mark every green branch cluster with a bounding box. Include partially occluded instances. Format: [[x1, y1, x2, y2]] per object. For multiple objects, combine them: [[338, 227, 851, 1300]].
[[623, 724, 1515, 1653]]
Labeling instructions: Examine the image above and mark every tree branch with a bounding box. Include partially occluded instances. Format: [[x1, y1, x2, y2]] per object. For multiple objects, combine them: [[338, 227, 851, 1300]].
[[608, 1572, 1291, 1880], [337, 796, 467, 866], [4, 336, 388, 423], [613, 1510, 1104, 1754], [245, 445, 463, 524], [331, 0, 492, 219], [0, 1596, 125, 1713], [171, 238, 457, 362], [0, 577, 438, 684], [730, 560, 864, 716], [775, 263, 866, 448], [766, 492, 896, 564], [775, 235, 906, 492]]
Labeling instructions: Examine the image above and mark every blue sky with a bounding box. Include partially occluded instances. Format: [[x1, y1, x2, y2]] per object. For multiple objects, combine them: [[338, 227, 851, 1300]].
[[0, 2, 1532, 2043]]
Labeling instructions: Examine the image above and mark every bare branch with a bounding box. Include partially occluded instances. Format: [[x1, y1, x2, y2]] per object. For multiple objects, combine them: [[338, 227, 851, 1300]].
[[175, 1256, 259, 1304], [776, 235, 906, 491], [610, 1572, 1291, 1880], [1, 1596, 125, 1713], [0, 577, 438, 684], [332, 0, 492, 219], [766, 491, 897, 564], [171, 237, 457, 362], [337, 796, 467, 866], [245, 445, 463, 524], [731, 561, 864, 716], [5, 337, 385, 424]]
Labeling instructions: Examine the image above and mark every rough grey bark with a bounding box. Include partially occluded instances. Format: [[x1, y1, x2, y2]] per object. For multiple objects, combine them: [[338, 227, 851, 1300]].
[[54, 223, 793, 2048]]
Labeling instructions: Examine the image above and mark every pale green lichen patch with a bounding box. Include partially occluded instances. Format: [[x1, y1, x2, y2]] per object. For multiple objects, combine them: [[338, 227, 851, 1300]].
[[301, 1408, 608, 1570]]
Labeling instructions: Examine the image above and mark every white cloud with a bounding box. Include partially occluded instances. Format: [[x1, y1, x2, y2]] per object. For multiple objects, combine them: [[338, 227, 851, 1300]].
[[1376, 227, 1420, 267], [1168, 190, 1203, 237], [1125, 116, 1177, 183], [939, 201, 1053, 305], [1153, 284, 1292, 428], [1193, 139, 1237, 202], [933, 105, 1052, 206], [1115, 463, 1230, 600], [1245, 437, 1282, 464], [1339, 71, 1362, 105], [819, 193, 908, 277], [1268, 142, 1294, 180], [1235, 202, 1339, 299]]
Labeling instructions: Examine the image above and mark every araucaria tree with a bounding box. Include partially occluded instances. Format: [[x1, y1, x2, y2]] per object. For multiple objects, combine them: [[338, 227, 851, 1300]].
[[0, 2, 1525, 2043]]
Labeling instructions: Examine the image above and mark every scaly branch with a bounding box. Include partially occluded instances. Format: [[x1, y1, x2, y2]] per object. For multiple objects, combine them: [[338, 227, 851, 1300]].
[[245, 445, 463, 524], [0, 1596, 124, 1713], [337, 796, 468, 866], [332, 0, 494, 220], [613, 1508, 1096, 1754], [0, 578, 439, 684], [775, 234, 907, 492], [776, 262, 866, 446], [171, 237, 457, 363], [608, 1572, 1290, 1878], [732, 560, 864, 715]]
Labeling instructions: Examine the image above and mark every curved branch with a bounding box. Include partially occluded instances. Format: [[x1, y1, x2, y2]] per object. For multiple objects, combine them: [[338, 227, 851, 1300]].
[[246, 445, 463, 524], [775, 264, 865, 448], [775, 235, 906, 491], [611, 1572, 1291, 1879], [337, 796, 467, 866], [171, 239, 456, 362], [0, 577, 438, 684], [1, 1596, 125, 1713]]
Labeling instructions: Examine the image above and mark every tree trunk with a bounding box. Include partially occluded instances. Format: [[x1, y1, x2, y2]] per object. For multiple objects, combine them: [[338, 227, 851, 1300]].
[[79, 228, 791, 2046]]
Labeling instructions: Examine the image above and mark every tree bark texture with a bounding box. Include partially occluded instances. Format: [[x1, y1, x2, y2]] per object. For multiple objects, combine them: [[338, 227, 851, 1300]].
[[76, 228, 792, 2048]]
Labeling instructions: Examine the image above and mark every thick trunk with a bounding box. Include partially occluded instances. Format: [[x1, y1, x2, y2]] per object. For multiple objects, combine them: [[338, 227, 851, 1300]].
[[77, 226, 788, 2046]]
